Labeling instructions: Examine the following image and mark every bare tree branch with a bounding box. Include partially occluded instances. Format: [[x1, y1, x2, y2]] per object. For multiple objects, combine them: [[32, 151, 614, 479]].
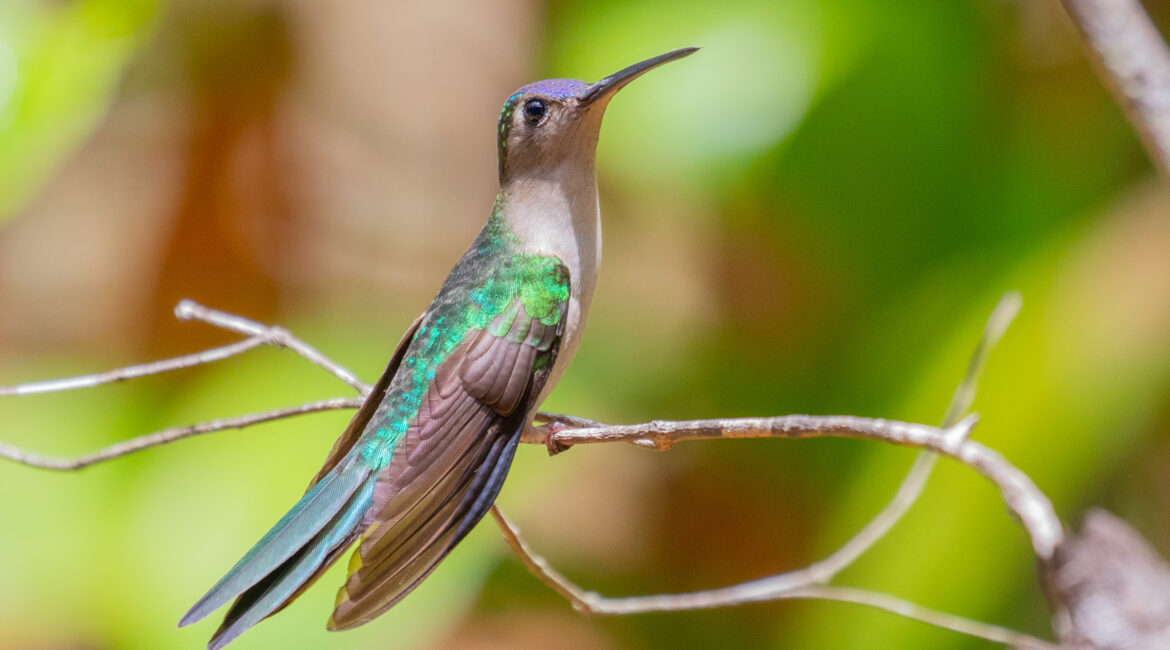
[[485, 295, 1061, 644], [0, 296, 1059, 645], [0, 299, 374, 471], [545, 413, 1061, 560], [174, 299, 372, 395], [0, 336, 268, 397], [0, 299, 370, 400], [527, 294, 1022, 596], [495, 293, 1063, 647], [1060, 0, 1170, 179], [776, 586, 1059, 650], [0, 397, 364, 471], [488, 508, 1058, 650]]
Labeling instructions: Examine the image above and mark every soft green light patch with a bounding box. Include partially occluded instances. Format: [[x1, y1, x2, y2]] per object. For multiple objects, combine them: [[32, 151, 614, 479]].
[[549, 0, 823, 187], [0, 0, 159, 220]]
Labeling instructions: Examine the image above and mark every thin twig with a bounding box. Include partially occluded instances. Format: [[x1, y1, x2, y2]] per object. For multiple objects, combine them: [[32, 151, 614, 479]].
[[0, 337, 268, 397], [0, 301, 374, 471], [542, 425, 961, 593], [775, 586, 1060, 650], [0, 397, 363, 471], [940, 291, 1022, 428], [488, 508, 1057, 649], [1060, 0, 1170, 180], [812, 291, 1021, 580], [175, 300, 371, 395], [547, 414, 1060, 559], [0, 302, 369, 401]]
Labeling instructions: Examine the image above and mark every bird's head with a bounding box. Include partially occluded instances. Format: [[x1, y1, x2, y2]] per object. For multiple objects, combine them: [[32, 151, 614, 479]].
[[496, 47, 697, 185]]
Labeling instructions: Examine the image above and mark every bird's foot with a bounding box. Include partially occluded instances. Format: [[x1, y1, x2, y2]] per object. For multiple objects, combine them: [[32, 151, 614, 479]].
[[523, 420, 571, 456]]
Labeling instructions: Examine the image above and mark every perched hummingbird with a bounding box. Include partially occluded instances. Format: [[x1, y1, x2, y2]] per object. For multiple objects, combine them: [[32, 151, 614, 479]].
[[179, 47, 697, 648]]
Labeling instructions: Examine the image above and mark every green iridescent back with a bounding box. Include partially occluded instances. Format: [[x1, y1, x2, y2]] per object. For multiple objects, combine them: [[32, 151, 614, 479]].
[[358, 200, 569, 468]]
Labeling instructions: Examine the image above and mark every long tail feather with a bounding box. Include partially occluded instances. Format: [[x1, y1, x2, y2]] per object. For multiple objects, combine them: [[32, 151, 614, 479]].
[[329, 430, 520, 630], [207, 476, 376, 649], [180, 459, 369, 628]]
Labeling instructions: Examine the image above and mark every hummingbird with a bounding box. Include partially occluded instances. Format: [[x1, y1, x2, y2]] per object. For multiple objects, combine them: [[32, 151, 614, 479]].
[[179, 47, 697, 648]]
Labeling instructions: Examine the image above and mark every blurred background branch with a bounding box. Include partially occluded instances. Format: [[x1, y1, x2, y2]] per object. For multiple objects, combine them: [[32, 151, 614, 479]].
[[1060, 0, 1170, 179]]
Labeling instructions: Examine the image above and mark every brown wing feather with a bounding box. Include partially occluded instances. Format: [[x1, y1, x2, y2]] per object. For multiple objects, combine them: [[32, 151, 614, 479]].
[[332, 431, 515, 628], [340, 427, 494, 598], [327, 299, 566, 630]]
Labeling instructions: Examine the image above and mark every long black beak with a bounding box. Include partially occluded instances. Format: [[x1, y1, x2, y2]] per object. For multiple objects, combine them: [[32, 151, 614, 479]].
[[579, 47, 698, 105]]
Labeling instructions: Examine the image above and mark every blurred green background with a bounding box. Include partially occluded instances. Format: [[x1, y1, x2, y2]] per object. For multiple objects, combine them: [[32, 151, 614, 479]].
[[2, 0, 1170, 648]]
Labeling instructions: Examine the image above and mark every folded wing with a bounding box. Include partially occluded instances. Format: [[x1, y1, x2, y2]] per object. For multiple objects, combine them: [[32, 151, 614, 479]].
[[329, 296, 564, 629]]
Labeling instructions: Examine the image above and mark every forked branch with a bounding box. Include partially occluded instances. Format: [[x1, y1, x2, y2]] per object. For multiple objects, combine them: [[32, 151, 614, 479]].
[[0, 294, 1060, 648], [491, 291, 1058, 650]]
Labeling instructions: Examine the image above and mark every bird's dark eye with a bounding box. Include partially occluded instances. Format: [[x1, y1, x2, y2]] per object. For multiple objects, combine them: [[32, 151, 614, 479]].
[[523, 99, 546, 124]]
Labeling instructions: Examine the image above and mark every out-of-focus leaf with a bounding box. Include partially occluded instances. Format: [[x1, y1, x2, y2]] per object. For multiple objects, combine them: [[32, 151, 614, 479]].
[[0, 0, 157, 221], [546, 0, 830, 190]]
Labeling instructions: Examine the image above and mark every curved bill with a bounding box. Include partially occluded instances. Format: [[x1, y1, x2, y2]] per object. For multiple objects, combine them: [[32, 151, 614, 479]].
[[579, 47, 698, 105]]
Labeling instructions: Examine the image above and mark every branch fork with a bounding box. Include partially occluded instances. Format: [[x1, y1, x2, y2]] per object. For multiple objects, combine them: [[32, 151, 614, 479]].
[[0, 292, 1067, 648]]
